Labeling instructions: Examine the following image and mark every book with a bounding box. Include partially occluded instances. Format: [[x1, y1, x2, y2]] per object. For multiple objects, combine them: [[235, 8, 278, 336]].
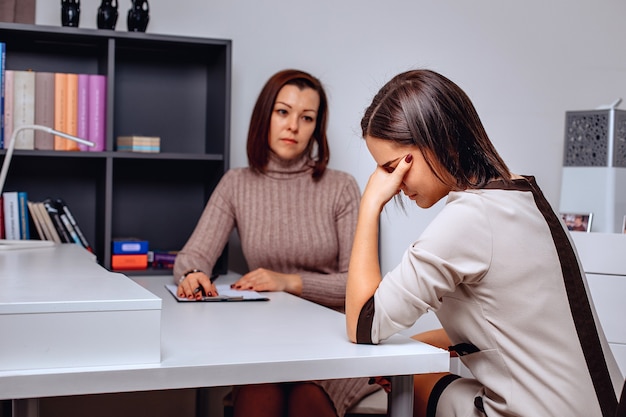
[[58, 205, 81, 245], [77, 74, 90, 151], [88, 74, 106, 151], [17, 191, 30, 239], [65, 73, 79, 151], [27, 200, 45, 240], [0, 42, 5, 149], [35, 201, 61, 243], [111, 253, 148, 270], [42, 198, 71, 243], [152, 250, 178, 269], [55, 198, 91, 251], [112, 238, 148, 254], [116, 135, 160, 153], [3, 69, 13, 149], [34, 72, 55, 150], [54, 72, 68, 150], [12, 70, 36, 150], [0, 195, 4, 238], [2, 191, 20, 240]]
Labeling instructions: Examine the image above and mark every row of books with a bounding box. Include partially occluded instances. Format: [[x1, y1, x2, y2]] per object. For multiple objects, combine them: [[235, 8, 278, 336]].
[[0, 42, 106, 151], [110, 239, 179, 271], [0, 191, 92, 252], [1, 190, 30, 240]]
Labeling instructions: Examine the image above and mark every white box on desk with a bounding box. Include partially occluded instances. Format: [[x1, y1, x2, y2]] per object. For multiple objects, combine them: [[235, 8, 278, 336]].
[[0, 244, 162, 371]]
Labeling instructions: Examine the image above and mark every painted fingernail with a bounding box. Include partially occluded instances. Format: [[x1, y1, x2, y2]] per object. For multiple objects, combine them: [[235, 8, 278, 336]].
[[405, 154, 413, 163], [207, 291, 212, 296]]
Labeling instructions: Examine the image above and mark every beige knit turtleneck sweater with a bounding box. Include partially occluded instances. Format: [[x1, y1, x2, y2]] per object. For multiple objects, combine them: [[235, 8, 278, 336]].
[[174, 153, 361, 309]]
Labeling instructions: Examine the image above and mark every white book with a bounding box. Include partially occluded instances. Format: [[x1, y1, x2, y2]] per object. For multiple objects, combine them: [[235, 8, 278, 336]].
[[12, 70, 36, 150], [2, 191, 20, 240]]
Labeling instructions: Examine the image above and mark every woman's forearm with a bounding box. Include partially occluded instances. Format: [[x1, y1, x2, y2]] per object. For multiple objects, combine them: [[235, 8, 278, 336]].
[[346, 198, 383, 342]]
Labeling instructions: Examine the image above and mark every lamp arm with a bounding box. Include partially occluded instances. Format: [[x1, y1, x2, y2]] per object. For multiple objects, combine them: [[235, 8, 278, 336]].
[[0, 124, 95, 195]]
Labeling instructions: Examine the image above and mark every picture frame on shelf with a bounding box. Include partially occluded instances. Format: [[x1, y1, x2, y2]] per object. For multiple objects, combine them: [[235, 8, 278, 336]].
[[560, 212, 593, 232]]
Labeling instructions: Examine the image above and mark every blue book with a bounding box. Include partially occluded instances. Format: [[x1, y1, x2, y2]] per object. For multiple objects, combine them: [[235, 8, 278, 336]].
[[113, 238, 149, 254], [17, 191, 30, 240], [0, 42, 6, 148]]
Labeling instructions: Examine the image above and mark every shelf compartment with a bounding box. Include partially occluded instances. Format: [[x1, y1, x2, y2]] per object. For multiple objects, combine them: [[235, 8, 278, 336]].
[[113, 38, 230, 155], [2, 153, 106, 258], [110, 158, 226, 269]]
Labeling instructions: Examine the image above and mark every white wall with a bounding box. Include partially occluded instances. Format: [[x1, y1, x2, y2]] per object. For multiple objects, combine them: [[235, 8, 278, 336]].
[[36, 0, 626, 273]]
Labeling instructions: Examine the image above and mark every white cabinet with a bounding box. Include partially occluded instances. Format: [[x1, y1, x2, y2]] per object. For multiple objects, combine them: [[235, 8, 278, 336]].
[[572, 232, 626, 377]]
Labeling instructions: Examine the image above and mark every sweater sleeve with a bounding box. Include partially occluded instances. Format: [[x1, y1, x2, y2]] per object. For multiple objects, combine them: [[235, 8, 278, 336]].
[[299, 174, 361, 309], [173, 171, 238, 283]]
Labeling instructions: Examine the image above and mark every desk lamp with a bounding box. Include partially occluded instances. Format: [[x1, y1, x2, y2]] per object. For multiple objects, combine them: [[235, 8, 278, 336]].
[[0, 124, 95, 249]]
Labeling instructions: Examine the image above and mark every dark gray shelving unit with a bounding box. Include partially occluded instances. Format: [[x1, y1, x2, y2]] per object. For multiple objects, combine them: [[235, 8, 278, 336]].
[[0, 23, 231, 274]]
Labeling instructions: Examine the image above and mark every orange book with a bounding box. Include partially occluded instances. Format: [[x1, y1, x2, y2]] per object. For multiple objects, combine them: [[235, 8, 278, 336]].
[[53, 73, 68, 150], [65, 73, 79, 150], [111, 254, 148, 270]]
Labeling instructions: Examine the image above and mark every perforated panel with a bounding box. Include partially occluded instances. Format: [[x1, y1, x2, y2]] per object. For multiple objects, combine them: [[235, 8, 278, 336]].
[[563, 110, 609, 166], [564, 109, 626, 167]]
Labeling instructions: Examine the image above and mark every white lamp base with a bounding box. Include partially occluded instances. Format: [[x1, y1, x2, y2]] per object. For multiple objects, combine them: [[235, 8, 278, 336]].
[[0, 239, 55, 251]]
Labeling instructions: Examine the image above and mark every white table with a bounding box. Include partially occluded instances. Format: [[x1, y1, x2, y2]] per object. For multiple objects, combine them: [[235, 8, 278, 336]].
[[0, 244, 161, 372], [1, 269, 449, 417]]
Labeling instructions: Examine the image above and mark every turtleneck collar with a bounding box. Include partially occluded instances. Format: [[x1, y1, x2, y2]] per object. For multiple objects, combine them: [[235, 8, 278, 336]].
[[264, 151, 314, 179]]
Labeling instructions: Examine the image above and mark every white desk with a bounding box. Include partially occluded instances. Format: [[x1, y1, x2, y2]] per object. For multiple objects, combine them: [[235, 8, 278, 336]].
[[0, 244, 161, 371], [0, 266, 448, 417]]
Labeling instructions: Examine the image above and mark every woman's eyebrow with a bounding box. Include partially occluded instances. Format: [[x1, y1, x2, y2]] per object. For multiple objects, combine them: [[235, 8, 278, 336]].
[[382, 156, 402, 168]]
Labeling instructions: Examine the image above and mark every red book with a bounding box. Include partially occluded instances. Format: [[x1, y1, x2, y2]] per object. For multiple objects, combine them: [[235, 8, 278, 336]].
[[88, 74, 106, 151], [112, 254, 148, 270], [77, 74, 90, 151], [0, 195, 5, 239]]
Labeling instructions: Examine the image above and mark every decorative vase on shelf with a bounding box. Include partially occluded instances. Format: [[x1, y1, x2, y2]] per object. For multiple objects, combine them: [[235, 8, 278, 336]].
[[127, 0, 149, 32], [97, 0, 118, 30], [61, 0, 80, 27]]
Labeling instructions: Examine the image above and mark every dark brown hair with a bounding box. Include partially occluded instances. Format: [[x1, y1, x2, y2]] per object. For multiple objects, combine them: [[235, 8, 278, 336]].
[[247, 69, 330, 180], [361, 69, 511, 189]]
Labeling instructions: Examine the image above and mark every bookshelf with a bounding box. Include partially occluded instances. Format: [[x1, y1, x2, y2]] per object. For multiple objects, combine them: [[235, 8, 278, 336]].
[[0, 22, 231, 274]]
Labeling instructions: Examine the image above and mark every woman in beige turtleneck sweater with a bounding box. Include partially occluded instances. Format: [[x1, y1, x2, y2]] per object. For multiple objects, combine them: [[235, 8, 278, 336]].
[[174, 69, 379, 417]]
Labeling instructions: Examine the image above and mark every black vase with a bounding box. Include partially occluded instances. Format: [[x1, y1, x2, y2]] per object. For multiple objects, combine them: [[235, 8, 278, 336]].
[[97, 0, 118, 30], [127, 0, 149, 32], [61, 0, 80, 27]]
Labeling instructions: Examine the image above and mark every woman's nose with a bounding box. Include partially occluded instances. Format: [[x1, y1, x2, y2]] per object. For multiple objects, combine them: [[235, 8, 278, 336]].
[[287, 116, 299, 132]]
